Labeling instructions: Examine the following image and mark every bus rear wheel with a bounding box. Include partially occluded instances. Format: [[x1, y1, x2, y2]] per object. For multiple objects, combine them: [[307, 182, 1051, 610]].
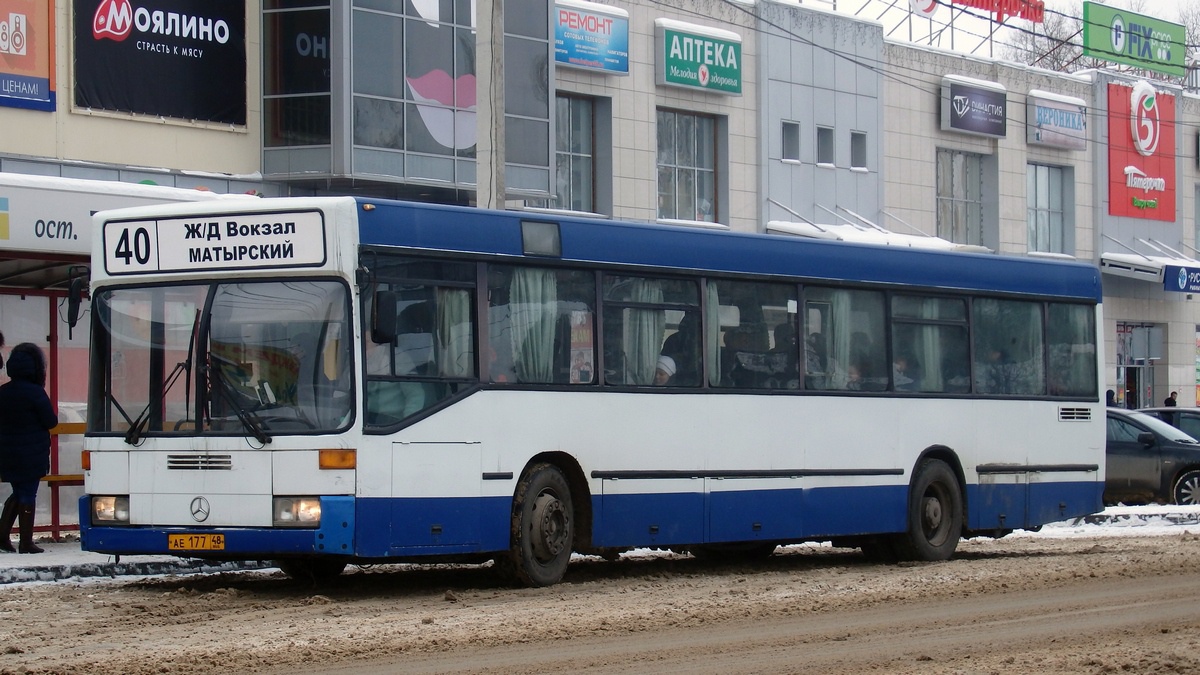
[[499, 463, 574, 587], [894, 459, 962, 562]]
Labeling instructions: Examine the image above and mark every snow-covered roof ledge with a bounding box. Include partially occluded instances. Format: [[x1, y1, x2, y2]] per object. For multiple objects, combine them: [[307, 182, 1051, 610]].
[[766, 220, 992, 253]]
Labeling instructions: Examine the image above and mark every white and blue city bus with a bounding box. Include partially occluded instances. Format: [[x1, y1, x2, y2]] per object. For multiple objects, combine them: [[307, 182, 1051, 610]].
[[77, 196, 1104, 586]]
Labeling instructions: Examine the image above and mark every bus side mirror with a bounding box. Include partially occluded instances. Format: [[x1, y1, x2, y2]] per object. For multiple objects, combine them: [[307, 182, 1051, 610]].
[[67, 277, 86, 334], [371, 291, 397, 344]]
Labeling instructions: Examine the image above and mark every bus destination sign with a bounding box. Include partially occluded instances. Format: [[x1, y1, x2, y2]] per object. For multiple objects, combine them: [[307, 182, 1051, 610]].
[[103, 210, 327, 275]]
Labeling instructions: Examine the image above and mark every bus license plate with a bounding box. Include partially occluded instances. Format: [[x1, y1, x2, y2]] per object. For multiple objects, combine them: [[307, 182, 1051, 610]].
[[167, 533, 225, 551]]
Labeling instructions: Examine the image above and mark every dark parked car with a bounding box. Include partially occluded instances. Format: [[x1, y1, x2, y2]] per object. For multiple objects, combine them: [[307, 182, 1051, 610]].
[[1140, 407, 1200, 441], [1106, 408, 1200, 506]]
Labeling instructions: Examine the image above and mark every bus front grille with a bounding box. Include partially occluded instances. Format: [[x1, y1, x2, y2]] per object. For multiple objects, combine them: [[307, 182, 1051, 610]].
[[167, 454, 234, 470]]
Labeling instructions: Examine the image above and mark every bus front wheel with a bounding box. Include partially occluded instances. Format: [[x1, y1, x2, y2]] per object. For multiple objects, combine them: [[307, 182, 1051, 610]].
[[499, 463, 574, 587], [894, 459, 962, 562]]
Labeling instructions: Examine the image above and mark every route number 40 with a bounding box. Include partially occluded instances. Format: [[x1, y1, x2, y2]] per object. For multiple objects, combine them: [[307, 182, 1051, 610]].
[[113, 226, 153, 266]]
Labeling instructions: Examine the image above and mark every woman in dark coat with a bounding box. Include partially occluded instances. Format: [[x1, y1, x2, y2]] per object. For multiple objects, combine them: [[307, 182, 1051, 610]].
[[0, 344, 58, 553]]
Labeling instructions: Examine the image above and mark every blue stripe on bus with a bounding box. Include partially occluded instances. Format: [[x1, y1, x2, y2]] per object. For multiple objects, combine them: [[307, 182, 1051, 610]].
[[79, 481, 1102, 559], [356, 199, 1103, 302]]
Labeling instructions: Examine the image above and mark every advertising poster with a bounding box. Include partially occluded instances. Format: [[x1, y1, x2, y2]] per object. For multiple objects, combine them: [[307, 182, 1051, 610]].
[[1107, 81, 1175, 221], [0, 0, 54, 111], [73, 0, 246, 124]]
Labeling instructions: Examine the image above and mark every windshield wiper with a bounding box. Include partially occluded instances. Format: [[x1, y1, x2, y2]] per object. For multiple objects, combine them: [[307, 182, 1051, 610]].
[[205, 354, 272, 445], [125, 310, 201, 445]]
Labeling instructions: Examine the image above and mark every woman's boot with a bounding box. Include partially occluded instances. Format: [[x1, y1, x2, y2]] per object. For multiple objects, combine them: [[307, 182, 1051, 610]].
[[0, 496, 16, 552], [17, 505, 42, 554]]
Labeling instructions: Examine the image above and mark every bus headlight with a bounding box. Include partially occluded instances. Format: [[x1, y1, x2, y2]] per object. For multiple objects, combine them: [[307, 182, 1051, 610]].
[[91, 496, 130, 525], [273, 497, 321, 528]]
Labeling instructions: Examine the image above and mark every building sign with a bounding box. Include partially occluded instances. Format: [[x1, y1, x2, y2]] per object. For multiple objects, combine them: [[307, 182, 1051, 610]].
[[555, 0, 628, 75], [913, 0, 1044, 22], [0, 0, 54, 111], [1164, 265, 1200, 294], [940, 76, 1006, 138], [103, 210, 327, 275], [73, 0, 247, 125], [1082, 2, 1185, 78], [1107, 81, 1175, 222], [655, 18, 741, 96], [1026, 90, 1086, 150]]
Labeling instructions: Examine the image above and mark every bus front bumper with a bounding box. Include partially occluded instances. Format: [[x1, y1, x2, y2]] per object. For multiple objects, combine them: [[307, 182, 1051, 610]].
[[78, 495, 355, 558]]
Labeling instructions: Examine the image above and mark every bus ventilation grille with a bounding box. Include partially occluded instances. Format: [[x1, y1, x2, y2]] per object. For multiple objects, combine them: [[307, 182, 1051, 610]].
[[1057, 407, 1092, 422], [167, 454, 234, 471]]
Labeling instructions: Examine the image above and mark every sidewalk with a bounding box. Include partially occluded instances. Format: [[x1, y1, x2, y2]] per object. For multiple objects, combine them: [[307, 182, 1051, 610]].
[[0, 538, 273, 584]]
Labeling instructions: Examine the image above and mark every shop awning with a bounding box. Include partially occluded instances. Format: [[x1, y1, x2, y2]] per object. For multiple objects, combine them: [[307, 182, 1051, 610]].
[[1100, 252, 1200, 293]]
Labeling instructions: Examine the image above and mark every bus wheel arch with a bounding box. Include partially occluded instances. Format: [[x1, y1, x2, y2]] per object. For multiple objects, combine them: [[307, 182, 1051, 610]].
[[497, 455, 587, 587], [894, 448, 965, 562]]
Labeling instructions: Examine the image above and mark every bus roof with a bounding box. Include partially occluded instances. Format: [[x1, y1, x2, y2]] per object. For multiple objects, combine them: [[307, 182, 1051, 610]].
[[357, 198, 1103, 303]]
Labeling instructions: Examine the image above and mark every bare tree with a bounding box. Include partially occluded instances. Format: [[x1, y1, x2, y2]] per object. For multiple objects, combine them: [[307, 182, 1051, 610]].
[[999, 1, 1085, 71]]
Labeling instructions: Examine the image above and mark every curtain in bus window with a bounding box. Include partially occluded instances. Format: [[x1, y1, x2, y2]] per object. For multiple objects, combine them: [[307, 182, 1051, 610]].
[[435, 288, 473, 378], [973, 299, 1045, 396], [625, 279, 665, 386], [704, 283, 722, 387], [510, 268, 557, 383], [1047, 303, 1097, 397]]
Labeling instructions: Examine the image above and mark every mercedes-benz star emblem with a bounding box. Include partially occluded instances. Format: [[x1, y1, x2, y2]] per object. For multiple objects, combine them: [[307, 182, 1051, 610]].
[[190, 496, 211, 523]]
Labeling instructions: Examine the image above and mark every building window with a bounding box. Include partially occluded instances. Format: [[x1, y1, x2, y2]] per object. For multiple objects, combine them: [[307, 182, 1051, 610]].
[[657, 109, 717, 223], [851, 131, 867, 170], [816, 126, 834, 166], [936, 149, 983, 246], [529, 95, 595, 212], [782, 122, 800, 161], [264, 5, 332, 147], [1027, 164, 1065, 254]]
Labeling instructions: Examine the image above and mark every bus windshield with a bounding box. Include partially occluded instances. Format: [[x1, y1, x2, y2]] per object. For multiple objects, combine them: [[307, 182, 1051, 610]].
[[90, 280, 353, 440]]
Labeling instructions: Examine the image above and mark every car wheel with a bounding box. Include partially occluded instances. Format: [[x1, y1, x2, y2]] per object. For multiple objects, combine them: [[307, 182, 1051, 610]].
[[1172, 469, 1200, 506]]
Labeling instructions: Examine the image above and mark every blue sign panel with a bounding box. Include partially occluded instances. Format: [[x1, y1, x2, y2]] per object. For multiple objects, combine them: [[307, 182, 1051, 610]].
[[1163, 264, 1200, 293], [554, 2, 629, 74]]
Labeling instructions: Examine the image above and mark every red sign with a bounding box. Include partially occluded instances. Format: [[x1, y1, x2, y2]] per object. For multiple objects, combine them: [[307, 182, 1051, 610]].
[[1107, 82, 1175, 222], [949, 0, 1044, 23]]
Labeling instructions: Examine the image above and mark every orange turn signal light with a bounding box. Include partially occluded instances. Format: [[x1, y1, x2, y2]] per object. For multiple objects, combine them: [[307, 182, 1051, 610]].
[[319, 449, 356, 470], [81, 450, 91, 472]]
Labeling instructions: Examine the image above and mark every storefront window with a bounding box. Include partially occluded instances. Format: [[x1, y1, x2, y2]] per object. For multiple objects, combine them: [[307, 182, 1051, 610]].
[[657, 109, 717, 223]]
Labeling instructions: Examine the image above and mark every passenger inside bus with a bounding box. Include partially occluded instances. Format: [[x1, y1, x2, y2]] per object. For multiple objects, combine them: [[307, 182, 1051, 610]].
[[653, 355, 676, 385]]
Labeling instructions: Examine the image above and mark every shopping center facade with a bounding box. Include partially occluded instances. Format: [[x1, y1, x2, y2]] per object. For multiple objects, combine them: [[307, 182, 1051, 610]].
[[0, 0, 1196, 410]]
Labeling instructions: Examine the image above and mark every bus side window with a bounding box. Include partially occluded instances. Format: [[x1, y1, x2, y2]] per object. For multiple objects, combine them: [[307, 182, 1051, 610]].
[[805, 286, 886, 391], [488, 265, 595, 385], [602, 274, 698, 386]]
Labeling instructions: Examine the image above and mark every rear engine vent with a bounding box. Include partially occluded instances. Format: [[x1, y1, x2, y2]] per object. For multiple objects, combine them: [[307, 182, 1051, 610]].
[[1058, 407, 1092, 422], [167, 454, 233, 470]]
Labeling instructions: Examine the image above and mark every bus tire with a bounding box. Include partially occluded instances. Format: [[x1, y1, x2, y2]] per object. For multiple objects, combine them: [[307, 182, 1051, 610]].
[[894, 459, 962, 562], [1173, 469, 1200, 505], [500, 463, 574, 587], [277, 558, 347, 583]]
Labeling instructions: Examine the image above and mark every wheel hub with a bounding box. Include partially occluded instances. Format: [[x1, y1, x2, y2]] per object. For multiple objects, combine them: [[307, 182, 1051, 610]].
[[922, 495, 943, 531], [530, 492, 569, 562]]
